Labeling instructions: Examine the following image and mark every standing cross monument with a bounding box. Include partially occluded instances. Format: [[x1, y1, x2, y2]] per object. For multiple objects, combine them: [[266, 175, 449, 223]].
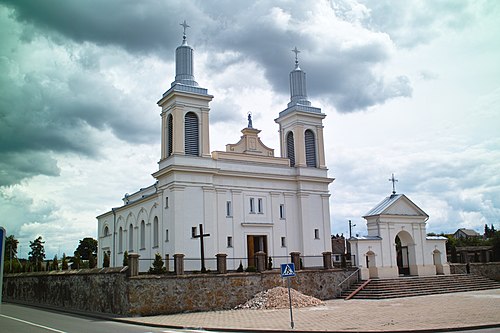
[[193, 223, 210, 272]]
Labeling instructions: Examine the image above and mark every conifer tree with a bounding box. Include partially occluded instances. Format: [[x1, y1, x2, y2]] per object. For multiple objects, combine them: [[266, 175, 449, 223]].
[[61, 253, 69, 270], [103, 252, 110, 267], [51, 255, 59, 271], [149, 253, 166, 274], [123, 251, 129, 266]]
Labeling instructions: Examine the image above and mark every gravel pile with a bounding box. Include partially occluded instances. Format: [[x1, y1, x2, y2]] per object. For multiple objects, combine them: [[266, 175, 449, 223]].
[[235, 286, 324, 310]]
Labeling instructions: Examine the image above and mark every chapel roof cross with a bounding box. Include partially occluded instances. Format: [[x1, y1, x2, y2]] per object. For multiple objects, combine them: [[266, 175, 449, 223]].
[[389, 173, 398, 195]]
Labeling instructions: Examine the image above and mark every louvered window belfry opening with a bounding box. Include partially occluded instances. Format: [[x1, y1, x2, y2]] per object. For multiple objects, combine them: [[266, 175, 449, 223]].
[[305, 129, 317, 167], [167, 114, 173, 157], [286, 131, 295, 167], [185, 112, 199, 156]]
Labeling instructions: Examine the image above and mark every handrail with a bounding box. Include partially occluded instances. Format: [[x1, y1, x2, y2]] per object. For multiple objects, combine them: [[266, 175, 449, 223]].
[[338, 268, 360, 288]]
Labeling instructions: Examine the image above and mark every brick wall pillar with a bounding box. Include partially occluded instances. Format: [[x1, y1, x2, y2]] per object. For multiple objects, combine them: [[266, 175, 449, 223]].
[[127, 253, 140, 277], [216, 253, 227, 274], [322, 252, 333, 269], [174, 253, 185, 275], [290, 252, 301, 270], [255, 251, 266, 272]]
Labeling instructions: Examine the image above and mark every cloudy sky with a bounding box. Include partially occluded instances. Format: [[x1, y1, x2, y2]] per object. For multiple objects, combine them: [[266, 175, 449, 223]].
[[1, 0, 499, 259]]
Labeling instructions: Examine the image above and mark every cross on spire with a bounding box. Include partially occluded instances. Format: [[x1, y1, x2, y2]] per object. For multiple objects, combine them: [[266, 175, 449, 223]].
[[180, 20, 190, 40], [389, 173, 398, 195], [292, 46, 300, 65]]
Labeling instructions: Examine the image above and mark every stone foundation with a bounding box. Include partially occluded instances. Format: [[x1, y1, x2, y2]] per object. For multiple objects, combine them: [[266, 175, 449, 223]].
[[2, 268, 354, 316]]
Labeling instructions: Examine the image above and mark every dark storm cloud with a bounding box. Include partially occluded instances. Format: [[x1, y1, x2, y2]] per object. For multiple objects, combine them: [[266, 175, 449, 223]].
[[0, 0, 201, 54]]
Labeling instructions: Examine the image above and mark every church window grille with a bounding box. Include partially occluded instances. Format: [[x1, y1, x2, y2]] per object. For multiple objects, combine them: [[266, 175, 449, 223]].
[[280, 204, 285, 219], [257, 198, 263, 214], [226, 201, 232, 217], [104, 226, 109, 236], [191, 226, 197, 238], [165, 197, 169, 208], [286, 132, 295, 167], [185, 112, 199, 156], [129, 224, 134, 251], [153, 216, 159, 247], [165, 229, 169, 242], [118, 227, 123, 253], [227, 236, 233, 248], [281, 237, 286, 247], [305, 129, 317, 167], [314, 228, 320, 239], [140, 220, 146, 249], [249, 198, 255, 213], [167, 114, 173, 157]]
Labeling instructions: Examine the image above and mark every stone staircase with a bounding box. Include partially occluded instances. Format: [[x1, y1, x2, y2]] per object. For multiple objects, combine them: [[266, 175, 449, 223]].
[[342, 274, 500, 300]]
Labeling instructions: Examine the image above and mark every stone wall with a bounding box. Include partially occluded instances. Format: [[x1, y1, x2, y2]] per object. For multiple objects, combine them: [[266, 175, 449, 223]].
[[450, 262, 500, 281], [2, 267, 130, 315], [127, 269, 353, 316], [3, 268, 354, 316]]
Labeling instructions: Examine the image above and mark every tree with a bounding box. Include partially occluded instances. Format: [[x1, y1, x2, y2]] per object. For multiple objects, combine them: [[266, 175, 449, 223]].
[[51, 255, 59, 271], [74, 237, 98, 260], [28, 236, 45, 271], [123, 251, 129, 266], [103, 252, 110, 267], [88, 253, 96, 268], [72, 252, 81, 269], [62, 253, 69, 270], [5, 235, 18, 258], [149, 253, 166, 274]]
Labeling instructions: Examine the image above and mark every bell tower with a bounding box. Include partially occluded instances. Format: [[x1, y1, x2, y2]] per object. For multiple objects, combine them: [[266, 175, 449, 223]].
[[275, 47, 326, 169], [157, 21, 213, 161]]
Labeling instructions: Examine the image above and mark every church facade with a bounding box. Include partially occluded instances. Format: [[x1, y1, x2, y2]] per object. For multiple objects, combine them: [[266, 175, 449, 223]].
[[349, 192, 450, 280], [97, 25, 333, 271]]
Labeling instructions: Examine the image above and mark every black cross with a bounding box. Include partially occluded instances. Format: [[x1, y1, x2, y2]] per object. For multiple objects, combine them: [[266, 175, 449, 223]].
[[389, 173, 398, 195], [192, 223, 210, 272]]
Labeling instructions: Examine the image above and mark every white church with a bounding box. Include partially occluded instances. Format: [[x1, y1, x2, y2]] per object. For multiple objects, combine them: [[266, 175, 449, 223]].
[[97, 23, 333, 271]]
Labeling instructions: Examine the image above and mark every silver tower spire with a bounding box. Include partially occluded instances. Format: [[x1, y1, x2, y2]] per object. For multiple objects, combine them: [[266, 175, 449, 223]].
[[172, 20, 199, 87], [288, 46, 311, 108]]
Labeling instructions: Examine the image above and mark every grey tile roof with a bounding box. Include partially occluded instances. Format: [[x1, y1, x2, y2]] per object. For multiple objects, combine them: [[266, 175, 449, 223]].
[[364, 194, 403, 217]]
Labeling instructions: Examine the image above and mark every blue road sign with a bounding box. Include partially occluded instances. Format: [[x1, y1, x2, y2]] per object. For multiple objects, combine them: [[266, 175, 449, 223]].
[[280, 263, 296, 277]]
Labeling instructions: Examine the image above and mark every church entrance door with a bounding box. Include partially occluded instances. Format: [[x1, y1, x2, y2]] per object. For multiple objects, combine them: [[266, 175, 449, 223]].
[[247, 235, 267, 268], [396, 235, 410, 276]]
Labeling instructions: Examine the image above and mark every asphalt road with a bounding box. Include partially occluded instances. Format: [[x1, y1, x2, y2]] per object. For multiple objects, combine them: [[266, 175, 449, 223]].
[[0, 303, 183, 333]]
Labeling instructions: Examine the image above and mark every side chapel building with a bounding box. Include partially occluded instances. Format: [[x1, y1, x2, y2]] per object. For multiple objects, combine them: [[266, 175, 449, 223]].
[[97, 24, 333, 271]]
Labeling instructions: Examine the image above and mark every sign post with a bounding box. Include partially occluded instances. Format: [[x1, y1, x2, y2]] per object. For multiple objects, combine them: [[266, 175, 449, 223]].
[[280, 263, 296, 329], [0, 227, 5, 304]]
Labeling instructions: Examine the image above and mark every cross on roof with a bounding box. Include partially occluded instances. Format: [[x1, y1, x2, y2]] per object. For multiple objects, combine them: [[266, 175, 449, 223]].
[[389, 173, 398, 195], [292, 46, 300, 64], [180, 20, 190, 39]]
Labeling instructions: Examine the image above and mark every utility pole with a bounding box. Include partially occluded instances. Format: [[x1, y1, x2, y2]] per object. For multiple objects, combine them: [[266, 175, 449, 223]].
[[349, 220, 356, 239]]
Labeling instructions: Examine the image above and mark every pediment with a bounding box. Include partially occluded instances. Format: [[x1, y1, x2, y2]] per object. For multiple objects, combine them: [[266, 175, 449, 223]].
[[364, 194, 428, 218]]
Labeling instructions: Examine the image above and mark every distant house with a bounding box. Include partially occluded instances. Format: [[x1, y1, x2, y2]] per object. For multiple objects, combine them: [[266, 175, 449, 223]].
[[453, 228, 480, 239]]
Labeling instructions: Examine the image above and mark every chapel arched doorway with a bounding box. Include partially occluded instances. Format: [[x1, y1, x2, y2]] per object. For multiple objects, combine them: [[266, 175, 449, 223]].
[[395, 231, 415, 276]]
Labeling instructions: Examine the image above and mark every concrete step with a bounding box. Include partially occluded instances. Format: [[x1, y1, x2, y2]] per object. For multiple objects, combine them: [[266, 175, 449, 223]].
[[343, 274, 500, 300]]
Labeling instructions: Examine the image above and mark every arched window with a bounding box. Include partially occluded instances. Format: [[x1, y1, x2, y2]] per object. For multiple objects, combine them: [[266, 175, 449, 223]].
[[103, 226, 109, 236], [118, 227, 123, 253], [140, 220, 145, 249], [167, 114, 173, 157], [185, 112, 199, 156], [305, 129, 317, 167], [153, 216, 159, 247], [129, 223, 134, 251], [286, 131, 295, 167]]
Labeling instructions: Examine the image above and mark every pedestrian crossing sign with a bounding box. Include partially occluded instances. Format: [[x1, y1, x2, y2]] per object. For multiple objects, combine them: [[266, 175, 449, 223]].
[[280, 263, 296, 277]]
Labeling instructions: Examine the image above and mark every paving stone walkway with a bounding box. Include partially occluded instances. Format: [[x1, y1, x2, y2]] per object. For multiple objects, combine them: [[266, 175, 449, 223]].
[[120, 289, 500, 332]]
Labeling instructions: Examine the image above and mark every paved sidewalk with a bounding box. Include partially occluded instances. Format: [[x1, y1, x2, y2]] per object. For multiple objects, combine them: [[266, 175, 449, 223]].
[[119, 289, 500, 332]]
